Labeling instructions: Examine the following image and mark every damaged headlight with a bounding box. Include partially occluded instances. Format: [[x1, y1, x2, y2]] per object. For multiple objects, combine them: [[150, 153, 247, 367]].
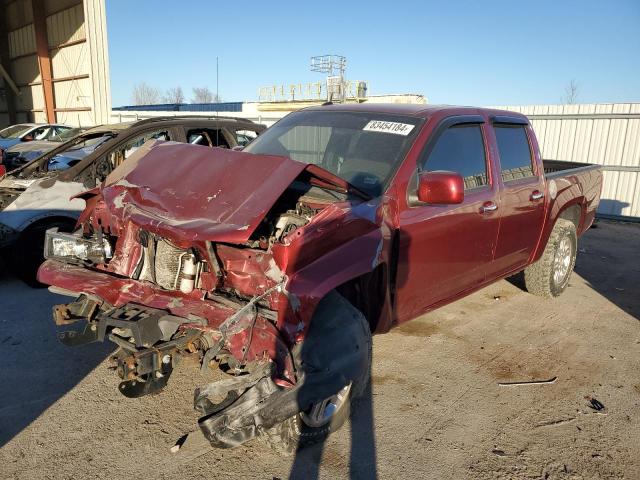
[[44, 228, 112, 264]]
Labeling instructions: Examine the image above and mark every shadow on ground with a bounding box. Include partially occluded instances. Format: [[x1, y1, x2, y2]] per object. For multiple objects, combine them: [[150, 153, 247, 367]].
[[573, 220, 640, 321], [0, 260, 113, 446], [507, 220, 639, 321]]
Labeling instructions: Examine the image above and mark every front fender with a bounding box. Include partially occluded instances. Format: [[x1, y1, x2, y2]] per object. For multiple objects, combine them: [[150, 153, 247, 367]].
[[277, 227, 389, 343]]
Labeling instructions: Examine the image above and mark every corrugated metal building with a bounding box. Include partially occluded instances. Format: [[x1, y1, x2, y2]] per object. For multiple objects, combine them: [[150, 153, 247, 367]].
[[0, 0, 110, 127]]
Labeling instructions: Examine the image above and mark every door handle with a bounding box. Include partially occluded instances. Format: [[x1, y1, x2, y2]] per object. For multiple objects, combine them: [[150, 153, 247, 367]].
[[531, 190, 544, 201], [481, 201, 498, 213]]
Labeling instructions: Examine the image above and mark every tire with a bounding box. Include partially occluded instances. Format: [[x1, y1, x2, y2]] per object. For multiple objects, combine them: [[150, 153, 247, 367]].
[[524, 218, 577, 298], [9, 219, 76, 288], [262, 292, 372, 454]]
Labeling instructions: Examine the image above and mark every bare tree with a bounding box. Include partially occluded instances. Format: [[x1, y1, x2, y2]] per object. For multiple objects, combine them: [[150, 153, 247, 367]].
[[562, 79, 579, 104], [191, 86, 221, 104], [163, 86, 185, 104], [132, 82, 161, 105]]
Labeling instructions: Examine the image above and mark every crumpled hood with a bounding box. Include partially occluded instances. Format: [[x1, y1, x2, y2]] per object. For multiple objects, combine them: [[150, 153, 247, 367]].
[[100, 140, 313, 243]]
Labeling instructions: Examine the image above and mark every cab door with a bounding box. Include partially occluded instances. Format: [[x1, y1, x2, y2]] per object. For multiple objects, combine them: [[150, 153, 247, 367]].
[[395, 116, 501, 322], [489, 120, 546, 276]]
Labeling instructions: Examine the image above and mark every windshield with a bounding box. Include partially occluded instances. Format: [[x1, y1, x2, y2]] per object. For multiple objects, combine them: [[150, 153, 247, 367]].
[[50, 128, 83, 142], [60, 132, 113, 153], [46, 132, 114, 171], [0, 124, 32, 139], [244, 110, 423, 196]]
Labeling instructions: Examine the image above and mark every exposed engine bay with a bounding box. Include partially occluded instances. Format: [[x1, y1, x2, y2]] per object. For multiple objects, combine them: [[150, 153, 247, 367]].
[[43, 175, 340, 391]]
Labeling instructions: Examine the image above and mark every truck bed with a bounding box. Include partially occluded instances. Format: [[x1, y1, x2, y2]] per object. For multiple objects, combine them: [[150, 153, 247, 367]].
[[543, 159, 601, 179]]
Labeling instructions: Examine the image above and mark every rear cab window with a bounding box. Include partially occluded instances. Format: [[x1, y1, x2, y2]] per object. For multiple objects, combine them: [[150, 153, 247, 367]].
[[494, 125, 536, 181], [421, 124, 489, 190]]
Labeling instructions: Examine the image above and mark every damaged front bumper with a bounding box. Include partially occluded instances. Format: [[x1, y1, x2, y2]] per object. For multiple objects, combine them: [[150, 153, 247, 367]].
[[51, 294, 351, 449], [53, 294, 209, 397], [43, 261, 366, 449]]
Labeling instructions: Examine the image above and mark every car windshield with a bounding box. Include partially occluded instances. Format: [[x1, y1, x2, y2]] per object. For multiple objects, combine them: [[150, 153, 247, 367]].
[[50, 128, 83, 142], [0, 124, 32, 139], [244, 110, 423, 196], [62, 132, 113, 152]]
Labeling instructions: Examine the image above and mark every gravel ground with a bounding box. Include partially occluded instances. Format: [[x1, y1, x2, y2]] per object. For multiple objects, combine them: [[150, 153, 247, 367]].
[[1, 220, 639, 480]]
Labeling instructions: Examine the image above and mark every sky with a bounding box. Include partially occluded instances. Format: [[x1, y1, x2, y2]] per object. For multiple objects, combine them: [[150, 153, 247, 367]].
[[105, 0, 640, 107]]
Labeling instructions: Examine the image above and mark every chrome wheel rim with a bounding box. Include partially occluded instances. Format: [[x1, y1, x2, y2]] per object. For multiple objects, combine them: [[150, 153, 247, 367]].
[[553, 236, 572, 285], [300, 384, 351, 428]]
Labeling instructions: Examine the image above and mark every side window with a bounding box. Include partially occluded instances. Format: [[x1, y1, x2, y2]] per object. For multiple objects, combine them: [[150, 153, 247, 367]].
[[32, 127, 50, 140], [422, 124, 488, 189], [52, 126, 70, 137], [187, 129, 230, 148], [108, 129, 170, 168], [494, 125, 535, 181], [235, 129, 259, 147]]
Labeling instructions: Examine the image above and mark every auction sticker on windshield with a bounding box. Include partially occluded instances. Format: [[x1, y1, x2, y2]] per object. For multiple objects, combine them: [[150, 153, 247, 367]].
[[363, 120, 415, 136]]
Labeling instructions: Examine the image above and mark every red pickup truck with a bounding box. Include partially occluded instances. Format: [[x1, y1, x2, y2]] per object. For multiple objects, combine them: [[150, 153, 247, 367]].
[[38, 104, 602, 451]]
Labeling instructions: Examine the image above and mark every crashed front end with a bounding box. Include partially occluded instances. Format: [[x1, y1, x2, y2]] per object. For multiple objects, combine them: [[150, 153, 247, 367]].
[[38, 141, 379, 448]]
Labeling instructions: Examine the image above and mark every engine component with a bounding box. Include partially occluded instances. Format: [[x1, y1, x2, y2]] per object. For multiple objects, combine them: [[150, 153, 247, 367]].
[[273, 211, 309, 242], [155, 238, 187, 289], [180, 253, 197, 293]]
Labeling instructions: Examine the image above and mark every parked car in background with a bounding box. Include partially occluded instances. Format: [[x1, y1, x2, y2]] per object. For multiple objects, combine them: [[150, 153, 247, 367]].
[[0, 123, 73, 162], [2, 127, 88, 171], [0, 116, 265, 285], [37, 104, 603, 451]]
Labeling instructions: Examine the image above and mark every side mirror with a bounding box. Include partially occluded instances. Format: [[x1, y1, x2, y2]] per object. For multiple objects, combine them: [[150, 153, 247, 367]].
[[417, 171, 464, 204], [231, 145, 244, 151], [23, 135, 33, 142]]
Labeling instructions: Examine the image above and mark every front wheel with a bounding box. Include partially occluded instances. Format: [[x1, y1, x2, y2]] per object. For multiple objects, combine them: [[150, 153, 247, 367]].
[[524, 218, 577, 298], [261, 292, 372, 453]]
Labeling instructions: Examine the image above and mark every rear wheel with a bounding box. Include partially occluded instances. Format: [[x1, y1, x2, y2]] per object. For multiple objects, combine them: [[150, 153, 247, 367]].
[[524, 218, 577, 298], [9, 219, 76, 287]]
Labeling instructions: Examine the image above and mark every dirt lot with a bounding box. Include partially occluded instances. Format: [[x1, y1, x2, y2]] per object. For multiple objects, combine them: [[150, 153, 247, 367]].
[[1, 220, 639, 479]]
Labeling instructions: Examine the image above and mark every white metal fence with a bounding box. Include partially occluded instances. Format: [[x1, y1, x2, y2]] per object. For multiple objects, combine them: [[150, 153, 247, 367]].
[[496, 103, 640, 220]]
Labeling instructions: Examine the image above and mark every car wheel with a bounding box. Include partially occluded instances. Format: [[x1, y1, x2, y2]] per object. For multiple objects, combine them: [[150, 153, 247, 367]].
[[261, 292, 372, 454], [524, 218, 577, 298]]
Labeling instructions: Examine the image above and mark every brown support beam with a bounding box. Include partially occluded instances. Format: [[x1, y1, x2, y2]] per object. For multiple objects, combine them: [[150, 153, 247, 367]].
[[32, 0, 56, 123], [50, 38, 87, 52]]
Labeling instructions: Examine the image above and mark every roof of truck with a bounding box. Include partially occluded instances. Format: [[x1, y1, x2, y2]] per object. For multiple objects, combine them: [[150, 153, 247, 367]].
[[304, 102, 528, 120]]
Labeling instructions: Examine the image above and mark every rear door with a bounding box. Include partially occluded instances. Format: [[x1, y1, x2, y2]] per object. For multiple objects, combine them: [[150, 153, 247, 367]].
[[490, 120, 546, 276], [395, 116, 501, 321]]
